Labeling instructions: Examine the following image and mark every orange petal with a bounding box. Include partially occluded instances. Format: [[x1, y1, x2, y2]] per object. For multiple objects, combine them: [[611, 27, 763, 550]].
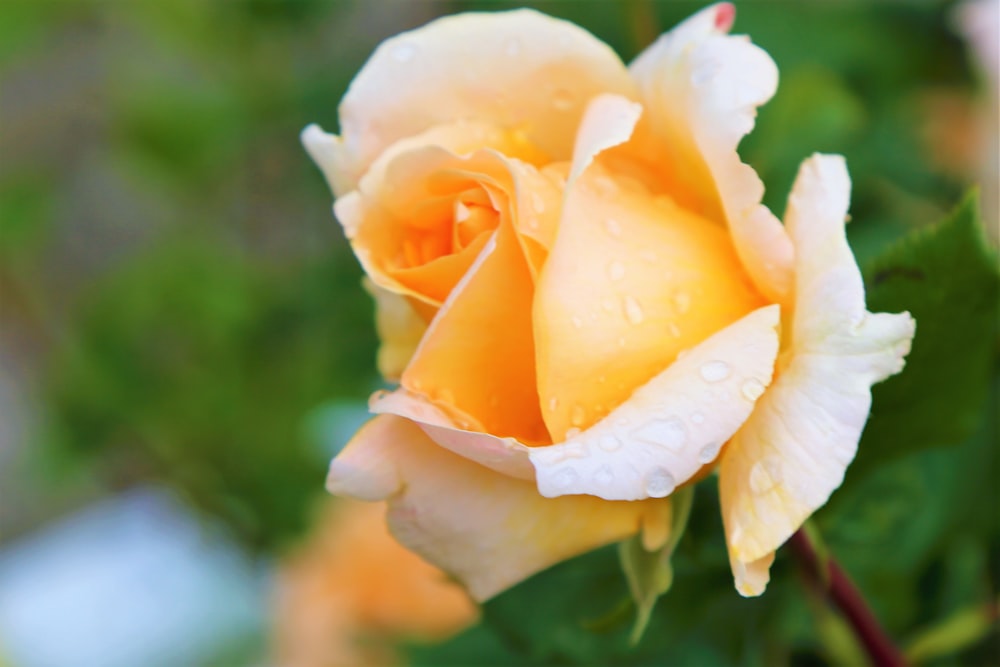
[[327, 415, 668, 601], [534, 163, 767, 443], [402, 219, 548, 444]]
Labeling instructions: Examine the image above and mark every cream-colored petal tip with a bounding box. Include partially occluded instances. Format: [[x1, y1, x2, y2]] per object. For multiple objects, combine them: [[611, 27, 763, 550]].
[[301, 123, 339, 168]]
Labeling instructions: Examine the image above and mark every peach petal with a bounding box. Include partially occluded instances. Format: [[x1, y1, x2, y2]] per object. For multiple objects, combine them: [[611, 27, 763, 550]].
[[369, 388, 535, 481], [310, 10, 636, 196], [328, 415, 668, 601], [628, 3, 794, 303], [719, 155, 915, 593], [534, 163, 766, 442], [529, 305, 779, 501]]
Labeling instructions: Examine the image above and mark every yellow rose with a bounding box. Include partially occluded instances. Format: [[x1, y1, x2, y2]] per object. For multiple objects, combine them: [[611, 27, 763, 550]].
[[303, 3, 915, 601]]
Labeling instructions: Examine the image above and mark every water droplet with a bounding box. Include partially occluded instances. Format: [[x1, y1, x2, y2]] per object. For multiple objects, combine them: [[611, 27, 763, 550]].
[[698, 441, 723, 464], [690, 60, 718, 87], [607, 261, 626, 282], [391, 42, 417, 63], [594, 465, 615, 486], [564, 427, 582, 439], [616, 417, 630, 428], [749, 460, 778, 494], [604, 218, 622, 237], [593, 176, 617, 195], [700, 360, 731, 383], [503, 36, 521, 56], [672, 291, 691, 314], [438, 388, 456, 405], [552, 88, 575, 111], [553, 467, 579, 489], [571, 315, 583, 329], [601, 298, 615, 312], [530, 192, 546, 213], [633, 417, 687, 451], [691, 411, 705, 424], [548, 396, 559, 412], [623, 296, 644, 324], [668, 323, 681, 338], [598, 433, 623, 452], [644, 467, 676, 498], [741, 378, 766, 401], [570, 404, 586, 426]]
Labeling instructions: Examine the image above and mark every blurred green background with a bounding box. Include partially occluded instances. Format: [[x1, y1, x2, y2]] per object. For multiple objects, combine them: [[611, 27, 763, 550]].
[[0, 0, 996, 665]]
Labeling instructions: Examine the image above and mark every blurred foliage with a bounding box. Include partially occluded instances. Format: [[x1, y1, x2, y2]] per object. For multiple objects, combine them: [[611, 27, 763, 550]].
[[0, 0, 997, 665]]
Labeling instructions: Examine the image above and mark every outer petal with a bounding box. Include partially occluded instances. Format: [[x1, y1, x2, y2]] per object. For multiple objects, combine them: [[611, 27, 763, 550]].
[[530, 305, 780, 501], [327, 415, 668, 601], [719, 155, 916, 594], [628, 3, 794, 303], [362, 279, 427, 381], [309, 10, 636, 196]]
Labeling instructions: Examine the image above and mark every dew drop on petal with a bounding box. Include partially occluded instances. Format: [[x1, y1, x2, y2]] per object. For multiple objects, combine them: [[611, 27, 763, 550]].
[[552, 89, 575, 111], [672, 291, 691, 314], [749, 461, 777, 494], [598, 433, 623, 452], [741, 378, 766, 401], [530, 192, 546, 213], [391, 42, 417, 63], [593, 465, 615, 486], [604, 218, 622, 238], [668, 323, 682, 338], [700, 360, 731, 383], [571, 315, 583, 329], [570, 404, 586, 427], [553, 467, 579, 489], [698, 441, 723, 464], [548, 396, 559, 412], [633, 417, 687, 451], [607, 261, 626, 282], [644, 467, 676, 498], [623, 295, 644, 325], [690, 60, 718, 87], [564, 427, 582, 439]]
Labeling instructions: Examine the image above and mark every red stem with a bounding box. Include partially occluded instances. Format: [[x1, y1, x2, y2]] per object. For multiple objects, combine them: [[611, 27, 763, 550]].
[[789, 529, 908, 667]]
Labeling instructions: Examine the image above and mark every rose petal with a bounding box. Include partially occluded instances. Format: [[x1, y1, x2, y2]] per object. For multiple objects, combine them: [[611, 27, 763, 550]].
[[331, 123, 548, 308], [362, 279, 427, 381], [530, 304, 780, 501], [567, 94, 643, 186], [534, 162, 767, 443], [369, 388, 535, 481], [328, 414, 669, 601], [719, 155, 915, 593], [308, 10, 636, 196], [628, 2, 794, 303], [402, 220, 549, 444]]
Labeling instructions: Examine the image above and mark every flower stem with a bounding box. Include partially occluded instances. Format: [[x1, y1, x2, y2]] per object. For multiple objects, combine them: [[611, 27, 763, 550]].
[[789, 528, 908, 667]]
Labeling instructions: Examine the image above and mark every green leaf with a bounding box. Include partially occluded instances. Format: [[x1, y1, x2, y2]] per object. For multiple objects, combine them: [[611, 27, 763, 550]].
[[852, 191, 999, 478]]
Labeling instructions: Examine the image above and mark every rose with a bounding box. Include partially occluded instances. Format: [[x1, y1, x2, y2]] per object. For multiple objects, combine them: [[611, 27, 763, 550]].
[[302, 3, 915, 601]]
